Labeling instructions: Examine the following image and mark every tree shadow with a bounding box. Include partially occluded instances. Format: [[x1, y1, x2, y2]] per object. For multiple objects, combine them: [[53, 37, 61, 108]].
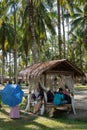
[[0, 108, 9, 115], [0, 107, 87, 130], [0, 109, 55, 130]]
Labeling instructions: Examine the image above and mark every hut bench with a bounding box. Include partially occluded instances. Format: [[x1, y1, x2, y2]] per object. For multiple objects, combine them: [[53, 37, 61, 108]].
[[45, 103, 72, 116]]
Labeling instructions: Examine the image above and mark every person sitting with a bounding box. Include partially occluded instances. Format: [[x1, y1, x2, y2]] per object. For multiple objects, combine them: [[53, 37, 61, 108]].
[[62, 86, 71, 104], [31, 92, 36, 101], [47, 88, 54, 103], [53, 88, 64, 105], [33, 84, 44, 114]]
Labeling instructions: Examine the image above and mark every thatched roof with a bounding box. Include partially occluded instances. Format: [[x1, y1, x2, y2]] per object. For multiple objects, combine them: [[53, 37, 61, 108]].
[[19, 59, 85, 79]]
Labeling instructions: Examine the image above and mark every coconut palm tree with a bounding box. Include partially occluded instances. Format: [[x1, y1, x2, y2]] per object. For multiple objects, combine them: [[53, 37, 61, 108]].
[[53, 0, 74, 59], [24, 0, 39, 63], [68, 28, 85, 70], [0, 1, 15, 83], [21, 0, 56, 64], [7, 0, 22, 83]]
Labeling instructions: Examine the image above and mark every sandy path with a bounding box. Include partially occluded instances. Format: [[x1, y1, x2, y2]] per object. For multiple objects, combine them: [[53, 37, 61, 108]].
[[74, 91, 87, 110]]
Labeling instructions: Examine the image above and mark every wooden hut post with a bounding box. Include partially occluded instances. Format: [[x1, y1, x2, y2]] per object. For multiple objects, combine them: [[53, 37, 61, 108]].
[[39, 75, 48, 115], [39, 75, 47, 102], [71, 74, 76, 115], [25, 77, 32, 112]]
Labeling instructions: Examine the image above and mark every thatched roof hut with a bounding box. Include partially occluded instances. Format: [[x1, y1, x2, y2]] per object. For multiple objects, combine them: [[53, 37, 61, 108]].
[[19, 59, 85, 91], [19, 59, 85, 114], [19, 59, 85, 80]]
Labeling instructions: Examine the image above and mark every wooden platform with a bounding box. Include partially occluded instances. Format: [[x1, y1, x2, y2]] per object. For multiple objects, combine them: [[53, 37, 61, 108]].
[[45, 103, 72, 117], [46, 103, 71, 108]]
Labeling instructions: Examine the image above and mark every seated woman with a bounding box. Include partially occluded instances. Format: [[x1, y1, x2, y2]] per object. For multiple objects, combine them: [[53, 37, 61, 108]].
[[62, 86, 71, 104], [33, 84, 44, 114], [47, 88, 54, 103], [53, 87, 71, 105], [53, 88, 64, 105]]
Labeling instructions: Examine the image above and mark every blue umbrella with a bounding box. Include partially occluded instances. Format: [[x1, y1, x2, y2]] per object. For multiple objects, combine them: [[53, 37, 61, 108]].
[[1, 84, 24, 107]]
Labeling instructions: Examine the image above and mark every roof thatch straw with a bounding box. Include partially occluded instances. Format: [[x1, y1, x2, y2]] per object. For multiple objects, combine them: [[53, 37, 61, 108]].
[[19, 59, 85, 79]]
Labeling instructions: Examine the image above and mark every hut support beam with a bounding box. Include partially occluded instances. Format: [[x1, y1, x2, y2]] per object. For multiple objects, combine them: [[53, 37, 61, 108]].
[[71, 96, 76, 115], [25, 81, 31, 112]]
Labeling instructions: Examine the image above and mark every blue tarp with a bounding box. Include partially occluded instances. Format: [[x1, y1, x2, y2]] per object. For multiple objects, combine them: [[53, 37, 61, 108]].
[[1, 84, 24, 107]]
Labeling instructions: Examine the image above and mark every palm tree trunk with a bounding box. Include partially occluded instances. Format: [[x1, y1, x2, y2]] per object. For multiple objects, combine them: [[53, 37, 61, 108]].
[[27, 0, 38, 63], [8, 52, 12, 79], [1, 23, 5, 84], [25, 1, 39, 112], [61, 7, 66, 59], [66, 9, 69, 59], [79, 43, 83, 70], [57, 0, 62, 59], [2, 43, 5, 84], [13, 5, 18, 83]]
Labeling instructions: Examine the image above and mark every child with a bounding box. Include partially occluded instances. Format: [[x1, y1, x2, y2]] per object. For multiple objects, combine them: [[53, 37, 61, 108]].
[[9, 105, 20, 119]]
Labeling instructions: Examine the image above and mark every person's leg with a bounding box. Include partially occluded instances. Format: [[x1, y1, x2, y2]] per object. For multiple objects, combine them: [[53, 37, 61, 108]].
[[61, 100, 68, 104], [9, 106, 20, 119], [33, 101, 42, 114]]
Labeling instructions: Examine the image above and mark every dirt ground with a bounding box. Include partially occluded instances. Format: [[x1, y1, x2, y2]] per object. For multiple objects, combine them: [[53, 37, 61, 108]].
[[68, 91, 87, 119], [75, 91, 87, 110]]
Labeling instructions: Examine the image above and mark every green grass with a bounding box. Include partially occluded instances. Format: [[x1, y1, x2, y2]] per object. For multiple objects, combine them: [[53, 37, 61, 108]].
[[0, 105, 87, 130], [0, 84, 87, 130], [74, 84, 87, 91]]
